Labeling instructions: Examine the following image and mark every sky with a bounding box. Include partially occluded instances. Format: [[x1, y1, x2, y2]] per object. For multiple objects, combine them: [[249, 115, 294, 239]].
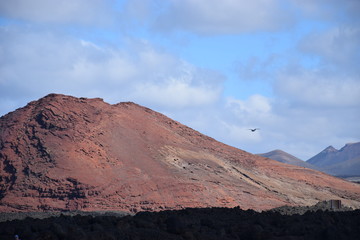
[[0, 0, 359, 160]]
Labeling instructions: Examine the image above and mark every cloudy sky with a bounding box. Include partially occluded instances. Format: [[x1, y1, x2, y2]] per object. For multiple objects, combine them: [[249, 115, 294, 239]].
[[1, 0, 359, 160]]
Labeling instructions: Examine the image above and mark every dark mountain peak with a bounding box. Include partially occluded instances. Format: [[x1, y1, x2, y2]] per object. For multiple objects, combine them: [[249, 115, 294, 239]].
[[259, 150, 299, 162], [307, 143, 360, 176], [307, 146, 337, 166], [270, 149, 286, 154], [323, 145, 337, 153], [259, 149, 296, 157]]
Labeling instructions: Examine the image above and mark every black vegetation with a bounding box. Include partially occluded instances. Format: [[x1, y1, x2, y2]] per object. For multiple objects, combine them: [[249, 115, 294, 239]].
[[0, 207, 360, 240]]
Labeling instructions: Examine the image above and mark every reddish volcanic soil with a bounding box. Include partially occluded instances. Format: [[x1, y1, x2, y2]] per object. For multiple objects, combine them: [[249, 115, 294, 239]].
[[1, 94, 360, 212]]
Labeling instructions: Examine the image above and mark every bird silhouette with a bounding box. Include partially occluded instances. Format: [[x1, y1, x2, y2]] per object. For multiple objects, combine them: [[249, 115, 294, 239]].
[[249, 128, 260, 132]]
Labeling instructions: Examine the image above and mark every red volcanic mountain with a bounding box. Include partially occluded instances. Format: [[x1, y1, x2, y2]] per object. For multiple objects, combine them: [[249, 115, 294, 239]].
[[1, 94, 360, 212]]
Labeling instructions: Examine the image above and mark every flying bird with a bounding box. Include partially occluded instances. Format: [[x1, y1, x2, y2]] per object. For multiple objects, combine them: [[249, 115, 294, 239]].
[[249, 128, 260, 132]]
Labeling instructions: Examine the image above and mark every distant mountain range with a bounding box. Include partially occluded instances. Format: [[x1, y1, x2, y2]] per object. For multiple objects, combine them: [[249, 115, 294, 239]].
[[307, 142, 360, 177], [259, 142, 360, 178], [258, 150, 316, 169]]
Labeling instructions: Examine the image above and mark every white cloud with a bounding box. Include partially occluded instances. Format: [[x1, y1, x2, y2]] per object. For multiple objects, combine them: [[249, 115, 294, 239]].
[[215, 85, 360, 159], [209, 95, 278, 151], [226, 95, 273, 123], [221, 122, 262, 143], [275, 70, 360, 108], [133, 76, 221, 109], [237, 55, 281, 81], [152, 0, 295, 34], [299, 27, 360, 69], [0, 27, 224, 116], [276, 24, 360, 109], [291, 0, 360, 23], [0, 0, 115, 25]]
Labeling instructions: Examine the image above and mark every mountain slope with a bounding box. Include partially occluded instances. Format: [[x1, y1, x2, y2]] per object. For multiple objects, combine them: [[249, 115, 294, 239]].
[[258, 150, 316, 169], [323, 156, 360, 176], [1, 94, 360, 212], [307, 143, 360, 176]]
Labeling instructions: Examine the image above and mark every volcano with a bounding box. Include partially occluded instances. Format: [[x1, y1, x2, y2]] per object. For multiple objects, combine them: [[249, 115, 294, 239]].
[[1, 94, 360, 212]]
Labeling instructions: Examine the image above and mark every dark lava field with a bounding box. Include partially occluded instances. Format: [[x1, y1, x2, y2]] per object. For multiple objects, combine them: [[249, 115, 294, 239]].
[[1, 206, 360, 240]]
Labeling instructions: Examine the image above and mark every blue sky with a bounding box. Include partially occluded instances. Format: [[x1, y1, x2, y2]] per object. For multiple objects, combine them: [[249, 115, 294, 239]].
[[0, 0, 359, 159]]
